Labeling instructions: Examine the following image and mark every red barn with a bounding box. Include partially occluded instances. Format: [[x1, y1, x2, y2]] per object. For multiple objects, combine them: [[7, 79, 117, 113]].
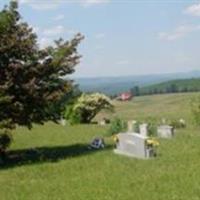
[[118, 92, 133, 101]]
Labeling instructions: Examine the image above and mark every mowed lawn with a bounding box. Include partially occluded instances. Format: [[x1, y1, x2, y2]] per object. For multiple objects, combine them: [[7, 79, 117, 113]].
[[1, 93, 200, 200]]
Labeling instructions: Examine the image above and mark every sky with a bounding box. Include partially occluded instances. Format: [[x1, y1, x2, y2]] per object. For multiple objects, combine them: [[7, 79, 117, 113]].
[[1, 0, 200, 78]]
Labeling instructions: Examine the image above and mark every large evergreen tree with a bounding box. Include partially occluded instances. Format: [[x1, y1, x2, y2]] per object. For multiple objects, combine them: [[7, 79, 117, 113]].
[[0, 1, 83, 153]]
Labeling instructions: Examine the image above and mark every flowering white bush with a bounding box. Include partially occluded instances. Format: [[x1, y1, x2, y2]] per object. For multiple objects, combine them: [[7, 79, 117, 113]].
[[65, 93, 113, 124]]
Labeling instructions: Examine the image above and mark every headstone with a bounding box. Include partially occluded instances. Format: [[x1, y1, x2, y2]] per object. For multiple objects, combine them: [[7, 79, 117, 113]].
[[99, 118, 110, 126], [114, 133, 155, 159], [157, 125, 174, 139], [161, 118, 166, 124], [99, 120, 106, 126], [60, 118, 66, 126], [179, 118, 186, 128], [139, 123, 148, 137], [127, 120, 137, 132]]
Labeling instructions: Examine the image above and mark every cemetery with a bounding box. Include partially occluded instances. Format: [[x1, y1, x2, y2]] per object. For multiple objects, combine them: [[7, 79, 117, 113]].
[[0, 92, 199, 200], [0, 2, 200, 200]]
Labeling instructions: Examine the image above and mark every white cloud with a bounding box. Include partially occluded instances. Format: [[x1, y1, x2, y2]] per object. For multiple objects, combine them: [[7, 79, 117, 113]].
[[18, 0, 62, 10], [95, 45, 104, 50], [95, 33, 106, 39], [39, 37, 53, 48], [43, 25, 65, 36], [18, 0, 110, 9], [31, 26, 40, 34], [53, 14, 65, 21], [82, 0, 110, 7], [38, 26, 76, 48], [67, 29, 77, 35], [158, 24, 200, 41], [42, 25, 76, 37], [117, 60, 130, 65], [185, 3, 200, 16], [18, 0, 29, 3]]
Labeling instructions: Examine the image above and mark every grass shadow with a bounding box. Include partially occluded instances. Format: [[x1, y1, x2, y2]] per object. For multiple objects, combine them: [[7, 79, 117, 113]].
[[0, 144, 113, 170]]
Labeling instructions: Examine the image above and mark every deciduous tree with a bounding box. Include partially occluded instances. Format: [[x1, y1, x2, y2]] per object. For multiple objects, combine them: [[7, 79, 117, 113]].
[[0, 1, 83, 154]]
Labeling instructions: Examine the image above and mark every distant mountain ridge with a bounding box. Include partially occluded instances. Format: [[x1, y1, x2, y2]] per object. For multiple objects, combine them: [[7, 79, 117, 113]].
[[74, 70, 200, 95], [140, 78, 200, 95]]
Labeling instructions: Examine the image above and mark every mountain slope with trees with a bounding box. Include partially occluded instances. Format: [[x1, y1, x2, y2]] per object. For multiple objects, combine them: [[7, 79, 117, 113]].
[[137, 78, 200, 96]]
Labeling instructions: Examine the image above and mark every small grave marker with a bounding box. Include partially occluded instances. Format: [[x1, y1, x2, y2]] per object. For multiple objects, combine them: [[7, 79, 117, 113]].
[[139, 123, 148, 137], [157, 125, 174, 139], [60, 118, 66, 126], [127, 120, 137, 132]]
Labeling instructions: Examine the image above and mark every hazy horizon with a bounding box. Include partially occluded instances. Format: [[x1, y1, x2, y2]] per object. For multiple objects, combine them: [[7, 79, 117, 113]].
[[72, 69, 200, 79]]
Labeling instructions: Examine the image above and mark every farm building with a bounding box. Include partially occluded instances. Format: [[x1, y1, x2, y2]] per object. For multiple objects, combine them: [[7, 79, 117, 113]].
[[117, 92, 133, 101]]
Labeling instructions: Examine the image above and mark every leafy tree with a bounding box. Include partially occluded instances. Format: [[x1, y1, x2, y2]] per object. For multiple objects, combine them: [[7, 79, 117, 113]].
[[130, 86, 140, 96], [0, 1, 83, 154], [166, 84, 178, 93], [170, 84, 178, 93], [153, 88, 158, 94], [65, 93, 114, 124]]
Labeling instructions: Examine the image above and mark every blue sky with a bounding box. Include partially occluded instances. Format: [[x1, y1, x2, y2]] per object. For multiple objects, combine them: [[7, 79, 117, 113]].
[[1, 0, 200, 77]]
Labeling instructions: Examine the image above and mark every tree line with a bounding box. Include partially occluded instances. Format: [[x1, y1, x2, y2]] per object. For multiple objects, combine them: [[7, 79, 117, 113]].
[[129, 79, 200, 97]]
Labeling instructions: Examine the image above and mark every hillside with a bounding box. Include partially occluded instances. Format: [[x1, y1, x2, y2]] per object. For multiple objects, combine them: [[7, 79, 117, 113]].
[[2, 93, 200, 200], [74, 70, 200, 95], [140, 78, 200, 95]]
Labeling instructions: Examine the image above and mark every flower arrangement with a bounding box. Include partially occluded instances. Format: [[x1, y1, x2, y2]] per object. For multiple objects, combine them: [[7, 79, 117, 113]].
[[146, 138, 159, 147], [112, 134, 119, 143]]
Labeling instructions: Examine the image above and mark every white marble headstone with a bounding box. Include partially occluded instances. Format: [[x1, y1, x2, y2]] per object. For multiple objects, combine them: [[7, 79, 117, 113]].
[[60, 118, 66, 126], [99, 120, 106, 126], [157, 125, 174, 139], [139, 123, 148, 137]]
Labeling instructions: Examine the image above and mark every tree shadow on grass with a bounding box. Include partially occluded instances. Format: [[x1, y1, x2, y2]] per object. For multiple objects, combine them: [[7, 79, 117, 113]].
[[0, 144, 113, 170]]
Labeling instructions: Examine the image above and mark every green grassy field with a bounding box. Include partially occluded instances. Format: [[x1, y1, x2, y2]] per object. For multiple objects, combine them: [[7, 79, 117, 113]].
[[1, 93, 200, 200]]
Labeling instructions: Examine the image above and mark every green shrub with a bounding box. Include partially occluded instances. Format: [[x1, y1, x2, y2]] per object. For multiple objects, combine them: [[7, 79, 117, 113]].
[[144, 117, 158, 137], [148, 122, 157, 137], [108, 117, 127, 136], [170, 119, 186, 129], [65, 93, 113, 124], [133, 121, 140, 133], [64, 104, 82, 125]]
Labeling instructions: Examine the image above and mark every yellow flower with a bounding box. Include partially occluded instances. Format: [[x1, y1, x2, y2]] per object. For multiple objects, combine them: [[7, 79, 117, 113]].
[[146, 138, 159, 147], [112, 135, 119, 143]]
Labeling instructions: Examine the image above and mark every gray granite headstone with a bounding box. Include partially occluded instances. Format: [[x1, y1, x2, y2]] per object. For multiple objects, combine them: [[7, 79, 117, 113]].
[[114, 133, 155, 159], [157, 125, 174, 139]]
